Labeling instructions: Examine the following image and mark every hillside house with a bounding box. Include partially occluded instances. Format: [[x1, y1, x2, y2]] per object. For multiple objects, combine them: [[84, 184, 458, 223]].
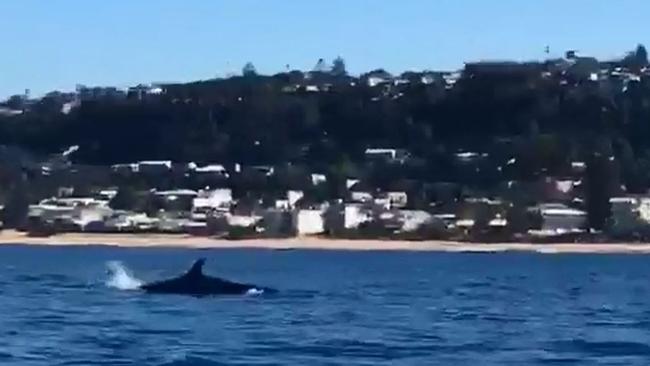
[[137, 161, 172, 175], [364, 148, 410, 164]]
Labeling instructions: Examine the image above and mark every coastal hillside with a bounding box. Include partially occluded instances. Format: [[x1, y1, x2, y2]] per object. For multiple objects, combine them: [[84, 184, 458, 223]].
[[1, 46, 649, 240]]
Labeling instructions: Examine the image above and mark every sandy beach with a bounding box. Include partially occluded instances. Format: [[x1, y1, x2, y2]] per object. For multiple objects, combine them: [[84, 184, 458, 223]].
[[0, 230, 648, 254]]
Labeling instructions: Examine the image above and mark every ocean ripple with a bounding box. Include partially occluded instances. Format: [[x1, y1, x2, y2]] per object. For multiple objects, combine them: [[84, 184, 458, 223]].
[[1, 246, 650, 365]]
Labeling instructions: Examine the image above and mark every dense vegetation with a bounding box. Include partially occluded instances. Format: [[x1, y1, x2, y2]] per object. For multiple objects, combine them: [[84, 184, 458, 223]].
[[1, 46, 650, 230]]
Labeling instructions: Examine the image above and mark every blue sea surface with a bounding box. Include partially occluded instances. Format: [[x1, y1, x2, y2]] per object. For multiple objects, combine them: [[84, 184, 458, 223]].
[[1, 245, 650, 365]]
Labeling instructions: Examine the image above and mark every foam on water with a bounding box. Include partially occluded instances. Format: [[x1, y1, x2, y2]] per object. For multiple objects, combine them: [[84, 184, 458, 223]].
[[245, 288, 264, 296], [105, 261, 143, 290], [535, 247, 559, 254]]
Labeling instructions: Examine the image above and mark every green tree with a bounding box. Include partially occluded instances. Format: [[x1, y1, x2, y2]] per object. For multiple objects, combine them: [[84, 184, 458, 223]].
[[622, 44, 648, 70], [2, 184, 29, 228], [109, 186, 137, 211], [585, 153, 617, 230], [331, 56, 347, 76], [635, 44, 648, 66], [506, 204, 530, 234], [144, 195, 165, 217], [5, 95, 25, 110], [242, 62, 257, 77]]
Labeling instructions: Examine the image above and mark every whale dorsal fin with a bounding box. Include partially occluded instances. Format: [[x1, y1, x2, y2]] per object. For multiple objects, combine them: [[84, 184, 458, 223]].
[[185, 258, 206, 278]]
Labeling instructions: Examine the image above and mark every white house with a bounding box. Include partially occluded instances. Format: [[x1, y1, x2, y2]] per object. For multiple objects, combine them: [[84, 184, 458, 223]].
[[189, 163, 229, 177], [55, 197, 110, 207], [488, 214, 508, 228], [0, 106, 23, 117], [609, 196, 650, 234], [311, 173, 327, 186], [29, 197, 110, 223], [399, 210, 433, 232], [116, 213, 159, 231], [111, 163, 139, 174], [137, 160, 172, 174], [155, 189, 198, 200], [154, 189, 198, 210], [344, 204, 373, 229], [275, 199, 290, 210], [192, 189, 232, 209], [288, 190, 304, 208], [74, 206, 114, 229], [157, 217, 191, 233], [351, 191, 373, 203], [367, 76, 388, 87], [98, 189, 118, 201], [455, 151, 480, 161], [191, 189, 233, 220], [227, 214, 262, 228], [374, 197, 391, 210], [533, 203, 586, 234], [364, 148, 409, 163], [293, 209, 325, 235], [571, 161, 586, 173], [346, 179, 360, 189], [386, 191, 408, 208], [28, 203, 75, 221]]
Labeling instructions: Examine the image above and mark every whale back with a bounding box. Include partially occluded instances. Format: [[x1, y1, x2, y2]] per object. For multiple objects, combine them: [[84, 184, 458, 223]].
[[184, 258, 206, 279], [140, 257, 276, 296]]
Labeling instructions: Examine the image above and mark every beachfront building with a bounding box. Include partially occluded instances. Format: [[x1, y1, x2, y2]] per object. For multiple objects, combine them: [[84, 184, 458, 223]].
[[398, 210, 433, 232], [350, 190, 373, 203], [274, 190, 306, 211], [287, 190, 304, 209], [609, 196, 650, 236], [227, 214, 262, 228], [191, 189, 233, 220], [343, 203, 374, 229], [530, 203, 586, 235], [28, 201, 75, 222], [156, 215, 191, 233], [104, 212, 159, 232], [27, 197, 114, 232], [322, 201, 412, 234], [187, 163, 230, 187], [155, 189, 198, 211], [386, 191, 408, 208], [349, 181, 374, 203], [293, 209, 325, 236]]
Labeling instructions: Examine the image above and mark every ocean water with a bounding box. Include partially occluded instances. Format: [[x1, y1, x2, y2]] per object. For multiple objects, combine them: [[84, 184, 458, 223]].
[[1, 246, 650, 365]]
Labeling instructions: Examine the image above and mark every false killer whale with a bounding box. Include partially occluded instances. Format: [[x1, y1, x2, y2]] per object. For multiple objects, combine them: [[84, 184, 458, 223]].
[[140, 258, 275, 296]]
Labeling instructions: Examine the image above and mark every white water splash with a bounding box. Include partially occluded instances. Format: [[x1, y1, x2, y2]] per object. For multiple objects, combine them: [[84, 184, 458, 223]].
[[245, 288, 264, 296], [105, 261, 143, 290]]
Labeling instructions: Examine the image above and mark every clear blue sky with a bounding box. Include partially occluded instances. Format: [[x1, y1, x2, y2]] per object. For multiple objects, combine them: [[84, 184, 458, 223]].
[[1, 0, 648, 98]]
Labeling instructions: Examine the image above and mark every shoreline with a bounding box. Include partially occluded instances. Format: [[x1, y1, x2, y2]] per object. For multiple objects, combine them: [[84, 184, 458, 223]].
[[0, 231, 649, 254]]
